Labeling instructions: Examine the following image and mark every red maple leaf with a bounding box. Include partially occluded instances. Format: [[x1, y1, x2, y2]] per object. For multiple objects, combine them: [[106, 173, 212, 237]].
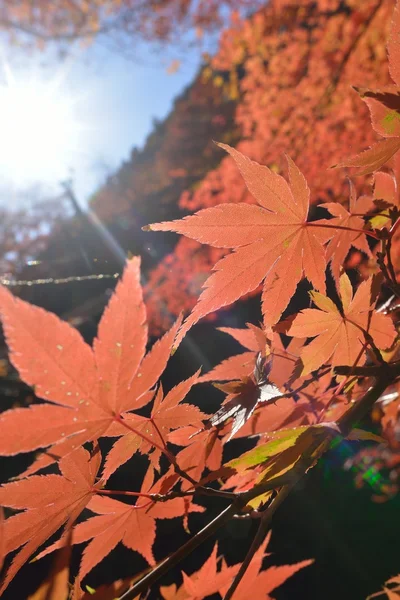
[[0, 446, 101, 593], [168, 425, 224, 487], [197, 326, 305, 438], [146, 144, 332, 345], [36, 467, 203, 581], [322, 182, 373, 287], [0, 258, 199, 476], [374, 171, 399, 209], [198, 324, 265, 384], [221, 535, 313, 600], [288, 274, 397, 374], [160, 543, 239, 600], [102, 373, 205, 480], [27, 528, 73, 600], [335, 0, 400, 174], [160, 533, 313, 600]]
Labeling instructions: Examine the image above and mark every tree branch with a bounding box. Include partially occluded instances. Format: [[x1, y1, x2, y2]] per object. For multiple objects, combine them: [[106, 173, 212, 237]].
[[120, 363, 400, 600], [223, 485, 293, 600], [119, 503, 239, 600]]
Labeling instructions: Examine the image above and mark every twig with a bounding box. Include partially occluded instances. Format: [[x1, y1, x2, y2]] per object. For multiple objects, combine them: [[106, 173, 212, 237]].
[[119, 503, 239, 600], [334, 364, 394, 377], [223, 485, 293, 600], [120, 364, 400, 600]]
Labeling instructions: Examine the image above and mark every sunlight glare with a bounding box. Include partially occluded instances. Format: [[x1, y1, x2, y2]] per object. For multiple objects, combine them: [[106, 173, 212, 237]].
[[0, 67, 83, 186]]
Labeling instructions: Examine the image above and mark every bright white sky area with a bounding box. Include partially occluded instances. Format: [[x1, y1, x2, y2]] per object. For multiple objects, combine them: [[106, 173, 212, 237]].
[[0, 40, 201, 209]]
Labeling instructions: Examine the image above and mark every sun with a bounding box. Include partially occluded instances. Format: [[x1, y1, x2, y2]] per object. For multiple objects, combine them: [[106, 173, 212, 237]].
[[0, 65, 83, 187]]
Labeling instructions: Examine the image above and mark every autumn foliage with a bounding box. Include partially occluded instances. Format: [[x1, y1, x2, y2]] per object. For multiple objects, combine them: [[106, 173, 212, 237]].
[[143, 0, 400, 333], [0, 0, 261, 48], [1, 1, 400, 599]]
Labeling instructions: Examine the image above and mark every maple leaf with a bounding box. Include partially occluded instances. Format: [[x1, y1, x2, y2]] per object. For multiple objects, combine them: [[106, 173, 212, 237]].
[[145, 144, 331, 345], [368, 170, 400, 230], [198, 324, 266, 384], [333, 138, 400, 176], [374, 170, 399, 207], [221, 532, 313, 600], [322, 182, 373, 286], [367, 574, 400, 600], [0, 258, 188, 469], [206, 370, 284, 440], [160, 543, 239, 600], [198, 350, 256, 384], [199, 329, 304, 438], [226, 425, 335, 474], [288, 274, 397, 374], [0, 446, 101, 593], [27, 529, 72, 600], [37, 467, 203, 581], [335, 1, 400, 174], [160, 533, 313, 600], [168, 425, 224, 487], [102, 372, 205, 480]]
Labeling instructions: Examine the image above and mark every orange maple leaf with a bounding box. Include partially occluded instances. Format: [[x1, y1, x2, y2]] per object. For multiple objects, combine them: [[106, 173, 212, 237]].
[[288, 274, 397, 374], [0, 259, 201, 476], [146, 144, 332, 346], [322, 182, 373, 287], [102, 373, 205, 480], [160, 543, 239, 600], [35, 467, 203, 581], [0, 446, 101, 593], [198, 324, 265, 384], [335, 0, 400, 174], [160, 533, 313, 600]]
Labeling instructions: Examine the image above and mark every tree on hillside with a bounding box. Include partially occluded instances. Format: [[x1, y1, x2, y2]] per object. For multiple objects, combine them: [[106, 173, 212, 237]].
[[143, 0, 399, 332], [0, 0, 262, 50], [0, 5, 399, 600]]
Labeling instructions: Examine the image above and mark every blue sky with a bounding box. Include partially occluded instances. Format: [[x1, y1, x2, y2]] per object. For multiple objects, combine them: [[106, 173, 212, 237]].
[[0, 39, 201, 208]]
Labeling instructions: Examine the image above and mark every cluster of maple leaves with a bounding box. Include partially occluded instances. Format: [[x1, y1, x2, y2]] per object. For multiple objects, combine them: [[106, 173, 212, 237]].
[[144, 0, 399, 334], [0, 1, 400, 599]]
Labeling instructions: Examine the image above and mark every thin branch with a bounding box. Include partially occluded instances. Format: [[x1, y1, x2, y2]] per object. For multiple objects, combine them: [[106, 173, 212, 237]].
[[337, 378, 393, 437], [335, 361, 400, 377], [223, 485, 293, 600], [120, 363, 400, 600], [345, 317, 385, 365], [119, 503, 239, 600]]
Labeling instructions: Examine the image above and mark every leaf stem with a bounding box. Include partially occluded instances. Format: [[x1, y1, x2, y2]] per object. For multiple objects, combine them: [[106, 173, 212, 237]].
[[307, 221, 380, 240], [120, 364, 400, 600], [96, 489, 155, 500], [115, 415, 166, 457], [115, 414, 198, 487]]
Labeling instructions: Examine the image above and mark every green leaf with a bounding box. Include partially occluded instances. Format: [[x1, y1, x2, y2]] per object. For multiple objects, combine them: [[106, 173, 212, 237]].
[[226, 426, 311, 473]]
